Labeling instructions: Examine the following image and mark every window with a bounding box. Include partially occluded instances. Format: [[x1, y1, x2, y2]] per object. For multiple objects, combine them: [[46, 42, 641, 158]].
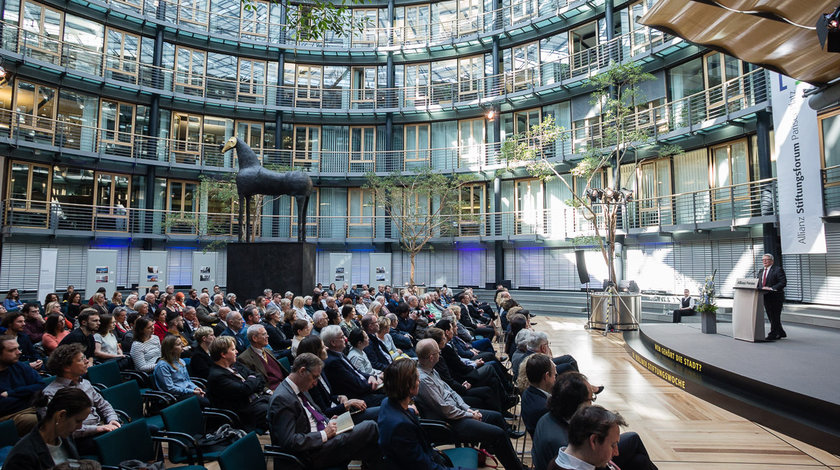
[[351, 67, 376, 109], [94, 172, 130, 231], [20, 1, 63, 65], [240, 0, 268, 39], [170, 113, 202, 164], [434, 1, 457, 40], [820, 109, 840, 170], [570, 22, 597, 75], [710, 139, 749, 220], [515, 179, 543, 235], [347, 188, 374, 236], [293, 125, 320, 170], [637, 159, 672, 225], [404, 124, 430, 169], [459, 183, 484, 235], [510, 0, 537, 23], [291, 188, 319, 239], [174, 47, 205, 96], [459, 118, 484, 167], [404, 63, 430, 107], [572, 116, 601, 154], [61, 13, 103, 74], [238, 58, 266, 104], [629, 1, 662, 55], [295, 64, 322, 106], [105, 28, 140, 84], [51, 166, 93, 230], [178, 0, 209, 28], [167, 179, 198, 234], [510, 42, 538, 91], [350, 126, 375, 172], [514, 108, 541, 134], [458, 0, 481, 35], [15, 80, 57, 142], [6, 161, 51, 227], [703, 52, 746, 118], [99, 100, 136, 157], [352, 9, 378, 46], [458, 55, 482, 100], [206, 53, 237, 102], [400, 4, 430, 44]]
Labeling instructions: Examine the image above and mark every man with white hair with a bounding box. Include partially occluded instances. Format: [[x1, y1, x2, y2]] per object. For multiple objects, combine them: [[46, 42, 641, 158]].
[[237, 324, 287, 390], [211, 294, 224, 313], [196, 292, 219, 326], [144, 292, 158, 316], [321, 325, 384, 406], [213, 306, 232, 336], [220, 311, 248, 353], [311, 311, 329, 337]]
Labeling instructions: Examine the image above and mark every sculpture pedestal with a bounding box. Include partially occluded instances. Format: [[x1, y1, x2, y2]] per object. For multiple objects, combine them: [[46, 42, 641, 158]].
[[700, 311, 717, 334], [226, 242, 315, 300]]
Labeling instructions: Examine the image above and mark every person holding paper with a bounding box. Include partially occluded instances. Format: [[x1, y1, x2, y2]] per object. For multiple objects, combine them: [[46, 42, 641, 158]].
[[758, 253, 787, 341], [268, 352, 383, 469]]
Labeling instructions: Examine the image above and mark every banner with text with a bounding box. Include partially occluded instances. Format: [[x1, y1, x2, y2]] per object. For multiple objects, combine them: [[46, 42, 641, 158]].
[[770, 72, 827, 254], [38, 248, 58, 303]]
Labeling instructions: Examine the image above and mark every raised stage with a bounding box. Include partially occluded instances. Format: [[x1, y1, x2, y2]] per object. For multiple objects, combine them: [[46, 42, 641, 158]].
[[624, 322, 840, 455]]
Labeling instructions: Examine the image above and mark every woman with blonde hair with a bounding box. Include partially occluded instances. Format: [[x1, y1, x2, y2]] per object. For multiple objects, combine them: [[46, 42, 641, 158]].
[[292, 296, 308, 321]]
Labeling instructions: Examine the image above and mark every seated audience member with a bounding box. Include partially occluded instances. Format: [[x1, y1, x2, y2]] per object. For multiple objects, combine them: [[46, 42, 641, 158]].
[[437, 320, 514, 403], [375, 316, 408, 361], [321, 325, 384, 406], [2, 312, 41, 365], [0, 335, 45, 436], [520, 354, 556, 437], [152, 308, 168, 343], [444, 305, 494, 354], [112, 306, 130, 339], [339, 305, 358, 337], [93, 313, 126, 366], [108, 292, 123, 314], [181, 306, 199, 342], [347, 328, 382, 377], [206, 336, 270, 432], [185, 289, 200, 309], [293, 296, 309, 322], [304, 296, 316, 317], [296, 336, 374, 423], [165, 311, 192, 357], [65, 292, 84, 324], [505, 311, 528, 357], [4, 289, 23, 312], [535, 373, 657, 470], [378, 359, 459, 470], [153, 335, 208, 406], [212, 306, 232, 336], [225, 293, 243, 311], [220, 311, 249, 353], [195, 293, 219, 326], [547, 405, 631, 470], [236, 324, 287, 391], [291, 319, 312, 356], [262, 308, 292, 354], [41, 314, 70, 355], [188, 326, 215, 379], [361, 315, 392, 371], [21, 303, 45, 345], [267, 352, 382, 469], [129, 317, 161, 373], [90, 293, 109, 318], [119, 312, 140, 352], [42, 344, 121, 454], [511, 330, 579, 381], [415, 339, 524, 470], [385, 313, 414, 355], [311, 311, 329, 337], [4, 387, 101, 470], [394, 303, 416, 337], [59, 309, 100, 360]]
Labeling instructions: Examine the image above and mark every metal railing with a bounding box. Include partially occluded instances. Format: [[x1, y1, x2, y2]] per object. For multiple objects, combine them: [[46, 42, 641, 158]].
[[0, 21, 676, 113], [823, 165, 840, 212], [123, 0, 601, 50], [1, 179, 778, 239], [0, 69, 769, 173]]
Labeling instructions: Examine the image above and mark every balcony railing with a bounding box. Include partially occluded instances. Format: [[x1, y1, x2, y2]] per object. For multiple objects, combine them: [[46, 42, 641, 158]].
[[0, 69, 768, 173], [0, 21, 676, 113], [823, 165, 840, 213], [2, 180, 778, 240], [119, 0, 601, 51]]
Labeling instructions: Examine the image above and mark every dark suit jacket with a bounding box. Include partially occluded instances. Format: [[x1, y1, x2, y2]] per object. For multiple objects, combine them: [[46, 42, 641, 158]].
[[521, 385, 549, 437], [364, 335, 392, 371], [758, 264, 787, 303], [377, 397, 448, 470], [3, 427, 79, 470], [237, 346, 287, 386], [267, 379, 327, 457], [206, 363, 266, 416], [196, 304, 217, 326], [389, 328, 413, 350], [533, 413, 569, 470], [188, 348, 213, 379], [323, 349, 374, 398], [440, 343, 475, 383], [307, 374, 346, 417], [262, 321, 291, 351]]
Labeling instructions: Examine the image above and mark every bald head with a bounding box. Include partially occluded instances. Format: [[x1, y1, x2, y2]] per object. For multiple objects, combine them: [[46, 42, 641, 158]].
[[416, 338, 440, 368]]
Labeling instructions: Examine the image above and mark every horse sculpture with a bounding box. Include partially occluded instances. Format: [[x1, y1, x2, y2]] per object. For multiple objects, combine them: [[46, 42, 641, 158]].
[[221, 136, 314, 242]]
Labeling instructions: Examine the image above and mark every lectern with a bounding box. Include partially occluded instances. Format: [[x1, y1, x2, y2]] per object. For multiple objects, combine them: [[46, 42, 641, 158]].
[[732, 278, 764, 342]]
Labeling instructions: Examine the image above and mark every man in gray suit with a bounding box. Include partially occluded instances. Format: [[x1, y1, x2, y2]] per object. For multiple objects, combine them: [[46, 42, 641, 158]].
[[267, 352, 382, 469]]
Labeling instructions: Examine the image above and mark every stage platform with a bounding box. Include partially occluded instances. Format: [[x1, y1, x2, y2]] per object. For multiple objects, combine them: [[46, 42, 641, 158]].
[[624, 322, 840, 455]]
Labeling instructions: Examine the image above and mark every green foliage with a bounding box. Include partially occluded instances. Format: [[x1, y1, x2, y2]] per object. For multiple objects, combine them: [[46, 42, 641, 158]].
[[261, 0, 370, 41]]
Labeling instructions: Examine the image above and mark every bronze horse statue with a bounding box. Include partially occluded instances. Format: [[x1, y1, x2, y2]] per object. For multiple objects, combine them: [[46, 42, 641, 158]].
[[221, 136, 314, 242]]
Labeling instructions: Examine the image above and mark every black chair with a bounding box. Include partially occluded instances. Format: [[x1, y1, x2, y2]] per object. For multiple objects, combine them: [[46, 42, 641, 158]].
[[219, 432, 307, 470], [93, 418, 204, 470], [100, 380, 173, 433], [86, 359, 149, 391], [158, 396, 236, 466]]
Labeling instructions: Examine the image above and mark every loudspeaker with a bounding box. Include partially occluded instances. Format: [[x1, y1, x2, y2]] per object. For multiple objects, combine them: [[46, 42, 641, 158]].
[[575, 250, 589, 284]]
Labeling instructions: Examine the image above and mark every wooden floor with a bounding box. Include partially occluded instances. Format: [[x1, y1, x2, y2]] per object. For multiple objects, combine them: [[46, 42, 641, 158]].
[[189, 314, 840, 469], [538, 315, 840, 470]]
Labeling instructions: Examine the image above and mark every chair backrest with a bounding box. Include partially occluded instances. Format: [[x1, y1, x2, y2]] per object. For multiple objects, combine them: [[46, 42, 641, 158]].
[[94, 419, 155, 466], [160, 395, 204, 463], [0, 420, 18, 447], [278, 356, 290, 373], [86, 360, 120, 388], [101, 380, 144, 421], [218, 432, 265, 470]]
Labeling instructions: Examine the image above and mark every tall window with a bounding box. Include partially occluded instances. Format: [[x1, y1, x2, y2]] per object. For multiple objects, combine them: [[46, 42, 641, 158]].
[[458, 118, 484, 167], [570, 22, 597, 75], [710, 139, 749, 220], [94, 172, 130, 231], [457, 0, 481, 35], [238, 58, 266, 104], [104, 28, 140, 84], [170, 113, 202, 164], [293, 125, 320, 170], [704, 52, 747, 117], [459, 183, 484, 235], [352, 9, 378, 46], [99, 100, 136, 157], [511, 42, 538, 91], [404, 63, 430, 107], [178, 0, 209, 28], [629, 1, 662, 55], [637, 159, 672, 225], [458, 55, 482, 100], [347, 188, 374, 237], [404, 124, 430, 169], [20, 1, 63, 64], [167, 180, 198, 234], [350, 127, 375, 172], [15, 80, 57, 142], [515, 179, 543, 234], [351, 67, 376, 109], [174, 47, 205, 96], [295, 64, 322, 107], [399, 4, 430, 44], [240, 0, 268, 40], [7, 161, 51, 218]]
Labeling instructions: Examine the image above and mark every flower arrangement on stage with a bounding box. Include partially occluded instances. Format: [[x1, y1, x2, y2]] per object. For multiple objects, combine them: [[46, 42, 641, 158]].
[[697, 269, 718, 314]]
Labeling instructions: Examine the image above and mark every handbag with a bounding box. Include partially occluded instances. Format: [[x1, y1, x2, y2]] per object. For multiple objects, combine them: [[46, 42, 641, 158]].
[[119, 460, 165, 470], [196, 423, 246, 453], [476, 448, 499, 469]]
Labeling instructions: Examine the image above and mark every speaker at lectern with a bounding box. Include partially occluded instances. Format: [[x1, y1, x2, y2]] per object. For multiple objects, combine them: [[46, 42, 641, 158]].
[[732, 278, 764, 342]]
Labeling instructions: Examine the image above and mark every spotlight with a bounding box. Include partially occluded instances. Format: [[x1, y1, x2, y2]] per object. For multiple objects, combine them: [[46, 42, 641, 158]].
[[817, 6, 840, 52], [619, 189, 634, 202], [0, 66, 6, 79], [603, 187, 617, 201], [585, 187, 603, 203], [485, 108, 496, 121]]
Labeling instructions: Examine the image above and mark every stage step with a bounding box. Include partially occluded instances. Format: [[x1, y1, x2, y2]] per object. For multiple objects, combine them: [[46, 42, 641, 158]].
[[623, 328, 840, 455]]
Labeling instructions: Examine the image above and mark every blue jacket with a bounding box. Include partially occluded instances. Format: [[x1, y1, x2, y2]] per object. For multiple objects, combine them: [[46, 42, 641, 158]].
[[377, 397, 448, 470], [521, 385, 549, 437], [220, 327, 249, 352], [0, 361, 45, 415]]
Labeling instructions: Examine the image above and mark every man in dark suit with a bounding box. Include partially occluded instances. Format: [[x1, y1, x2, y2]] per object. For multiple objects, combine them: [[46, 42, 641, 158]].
[[758, 253, 787, 340], [206, 335, 271, 431], [321, 325, 385, 406], [361, 314, 392, 371], [236, 325, 287, 391], [520, 353, 556, 437], [267, 352, 382, 469]]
